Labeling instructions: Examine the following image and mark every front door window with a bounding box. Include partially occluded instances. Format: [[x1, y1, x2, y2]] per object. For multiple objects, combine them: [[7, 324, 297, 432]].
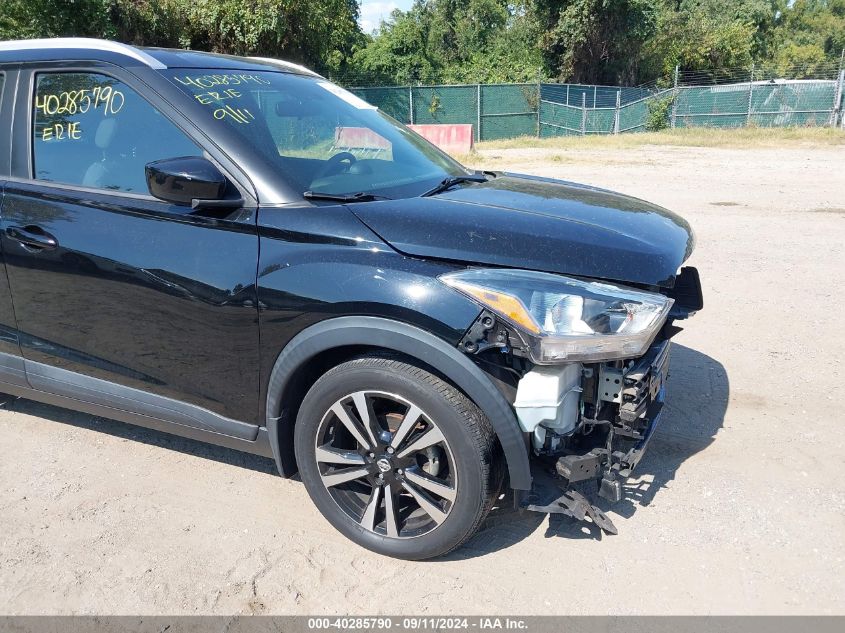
[[33, 72, 202, 192]]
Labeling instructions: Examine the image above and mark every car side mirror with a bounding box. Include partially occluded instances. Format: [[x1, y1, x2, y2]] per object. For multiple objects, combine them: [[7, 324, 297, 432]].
[[145, 156, 229, 207]]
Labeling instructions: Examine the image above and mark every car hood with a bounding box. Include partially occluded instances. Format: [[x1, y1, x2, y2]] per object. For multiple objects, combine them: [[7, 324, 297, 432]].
[[349, 173, 695, 287]]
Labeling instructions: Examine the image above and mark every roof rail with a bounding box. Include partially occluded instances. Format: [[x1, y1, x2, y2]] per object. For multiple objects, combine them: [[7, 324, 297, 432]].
[[248, 56, 322, 78], [0, 37, 166, 69]]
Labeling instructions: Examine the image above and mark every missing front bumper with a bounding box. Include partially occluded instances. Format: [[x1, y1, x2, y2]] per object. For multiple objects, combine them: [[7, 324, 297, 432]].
[[520, 340, 670, 535]]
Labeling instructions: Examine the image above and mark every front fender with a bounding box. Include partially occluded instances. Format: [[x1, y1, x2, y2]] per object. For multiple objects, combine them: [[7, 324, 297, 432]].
[[265, 316, 533, 491]]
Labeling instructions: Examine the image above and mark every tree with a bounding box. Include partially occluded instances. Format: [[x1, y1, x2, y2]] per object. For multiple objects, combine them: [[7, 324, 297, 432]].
[[769, 0, 845, 73], [0, 0, 365, 76], [677, 1, 780, 59], [534, 0, 658, 84], [178, 0, 364, 74], [351, 0, 543, 85], [350, 3, 442, 84], [109, 0, 187, 49], [2, 0, 843, 89], [641, 2, 757, 80], [0, 0, 115, 39], [444, 4, 544, 83]]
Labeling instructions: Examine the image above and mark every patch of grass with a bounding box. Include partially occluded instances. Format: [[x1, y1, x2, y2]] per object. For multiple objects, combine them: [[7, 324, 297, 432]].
[[475, 126, 845, 151], [451, 150, 483, 165]]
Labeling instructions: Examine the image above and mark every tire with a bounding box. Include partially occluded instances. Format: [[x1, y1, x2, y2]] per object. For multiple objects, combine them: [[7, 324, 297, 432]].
[[294, 355, 499, 560]]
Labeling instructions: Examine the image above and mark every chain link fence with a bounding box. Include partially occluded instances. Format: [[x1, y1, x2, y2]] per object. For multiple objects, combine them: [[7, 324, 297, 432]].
[[344, 58, 845, 141], [345, 83, 538, 141]]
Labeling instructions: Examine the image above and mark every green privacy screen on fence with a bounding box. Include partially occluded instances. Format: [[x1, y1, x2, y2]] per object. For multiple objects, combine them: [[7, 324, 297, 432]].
[[350, 73, 844, 141], [538, 102, 582, 137], [479, 84, 537, 140], [675, 81, 838, 128], [412, 85, 476, 128], [350, 84, 539, 141]]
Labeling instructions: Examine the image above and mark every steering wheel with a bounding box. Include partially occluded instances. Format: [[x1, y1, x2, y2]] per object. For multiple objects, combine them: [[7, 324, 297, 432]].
[[316, 151, 357, 179]]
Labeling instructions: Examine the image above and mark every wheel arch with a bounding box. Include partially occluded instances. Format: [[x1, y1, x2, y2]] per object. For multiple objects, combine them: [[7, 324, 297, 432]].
[[264, 316, 532, 490]]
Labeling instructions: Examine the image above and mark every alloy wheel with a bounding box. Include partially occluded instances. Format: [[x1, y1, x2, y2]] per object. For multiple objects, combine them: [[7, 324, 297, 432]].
[[314, 390, 457, 538]]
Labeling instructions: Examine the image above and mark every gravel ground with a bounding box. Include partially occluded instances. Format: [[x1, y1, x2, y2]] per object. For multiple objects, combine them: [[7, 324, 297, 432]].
[[1, 143, 843, 615]]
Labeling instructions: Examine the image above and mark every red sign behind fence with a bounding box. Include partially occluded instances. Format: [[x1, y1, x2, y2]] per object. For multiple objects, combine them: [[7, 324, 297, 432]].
[[407, 124, 474, 154]]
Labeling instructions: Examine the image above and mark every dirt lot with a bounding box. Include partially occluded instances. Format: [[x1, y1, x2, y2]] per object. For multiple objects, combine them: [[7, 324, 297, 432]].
[[1, 140, 844, 615]]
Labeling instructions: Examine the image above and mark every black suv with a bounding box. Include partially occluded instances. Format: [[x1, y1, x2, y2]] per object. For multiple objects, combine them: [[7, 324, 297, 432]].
[[0, 38, 702, 559]]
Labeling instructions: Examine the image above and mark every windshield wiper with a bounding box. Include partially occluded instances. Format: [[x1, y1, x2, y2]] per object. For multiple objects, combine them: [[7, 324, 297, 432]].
[[421, 173, 488, 197], [303, 191, 390, 203]]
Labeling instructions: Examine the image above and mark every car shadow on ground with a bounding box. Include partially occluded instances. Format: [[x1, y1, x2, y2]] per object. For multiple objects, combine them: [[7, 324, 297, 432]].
[[7, 343, 726, 559], [5, 397, 279, 475], [448, 343, 729, 559]]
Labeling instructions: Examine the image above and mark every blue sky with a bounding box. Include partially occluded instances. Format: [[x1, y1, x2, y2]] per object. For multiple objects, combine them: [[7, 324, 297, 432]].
[[359, 0, 413, 33]]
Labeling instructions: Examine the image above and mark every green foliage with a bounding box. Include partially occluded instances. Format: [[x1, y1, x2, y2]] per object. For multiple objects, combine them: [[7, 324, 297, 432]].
[[645, 93, 675, 131], [110, 1, 186, 48], [0, 0, 365, 76], [180, 0, 365, 74], [521, 85, 540, 111], [349, 0, 543, 85], [350, 3, 441, 84], [1, 0, 843, 89], [428, 94, 441, 117], [535, 0, 658, 84], [674, 1, 780, 59], [0, 0, 116, 39], [351, 0, 845, 87], [769, 0, 845, 73], [642, 2, 757, 78]]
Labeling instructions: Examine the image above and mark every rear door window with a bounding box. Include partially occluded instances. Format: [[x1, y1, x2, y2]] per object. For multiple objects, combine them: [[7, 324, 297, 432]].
[[32, 72, 202, 193]]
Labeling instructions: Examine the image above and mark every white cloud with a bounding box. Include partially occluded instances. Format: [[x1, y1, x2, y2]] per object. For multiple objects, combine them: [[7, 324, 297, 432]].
[[359, 1, 402, 34]]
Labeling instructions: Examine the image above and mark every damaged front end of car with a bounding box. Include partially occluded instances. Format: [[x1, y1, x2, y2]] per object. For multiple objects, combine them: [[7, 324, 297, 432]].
[[445, 266, 704, 535]]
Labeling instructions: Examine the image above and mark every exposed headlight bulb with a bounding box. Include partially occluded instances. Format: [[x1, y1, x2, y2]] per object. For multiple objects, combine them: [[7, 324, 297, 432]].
[[544, 295, 593, 334]]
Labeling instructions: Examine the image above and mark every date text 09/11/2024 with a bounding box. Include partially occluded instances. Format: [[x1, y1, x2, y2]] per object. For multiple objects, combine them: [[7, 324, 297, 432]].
[[306, 617, 528, 630]]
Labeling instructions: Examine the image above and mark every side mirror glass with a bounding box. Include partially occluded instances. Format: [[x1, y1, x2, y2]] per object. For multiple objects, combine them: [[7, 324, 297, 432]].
[[145, 156, 227, 206]]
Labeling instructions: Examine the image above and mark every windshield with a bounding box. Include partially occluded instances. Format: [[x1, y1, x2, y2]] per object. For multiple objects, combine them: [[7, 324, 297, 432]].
[[166, 69, 469, 200]]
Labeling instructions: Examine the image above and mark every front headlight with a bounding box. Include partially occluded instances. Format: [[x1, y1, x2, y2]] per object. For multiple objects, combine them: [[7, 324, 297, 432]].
[[441, 269, 673, 363]]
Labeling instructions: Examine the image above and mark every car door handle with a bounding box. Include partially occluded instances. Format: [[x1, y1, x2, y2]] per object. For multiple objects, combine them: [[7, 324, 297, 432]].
[[5, 226, 59, 251]]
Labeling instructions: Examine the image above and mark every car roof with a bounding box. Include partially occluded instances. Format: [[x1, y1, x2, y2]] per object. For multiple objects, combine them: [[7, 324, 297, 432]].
[[0, 37, 321, 77]]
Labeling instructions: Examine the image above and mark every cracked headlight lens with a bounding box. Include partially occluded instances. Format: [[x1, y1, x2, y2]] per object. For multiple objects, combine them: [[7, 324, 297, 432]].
[[441, 269, 673, 363]]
